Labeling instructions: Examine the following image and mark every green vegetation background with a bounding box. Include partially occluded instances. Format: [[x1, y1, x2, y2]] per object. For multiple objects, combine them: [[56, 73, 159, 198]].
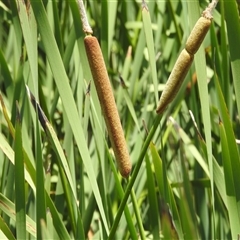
[[0, 0, 240, 239]]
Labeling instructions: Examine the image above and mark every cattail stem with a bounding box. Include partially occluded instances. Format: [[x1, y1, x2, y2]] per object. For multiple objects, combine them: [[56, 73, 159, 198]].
[[84, 35, 132, 177], [156, 0, 218, 114], [76, 0, 93, 34]]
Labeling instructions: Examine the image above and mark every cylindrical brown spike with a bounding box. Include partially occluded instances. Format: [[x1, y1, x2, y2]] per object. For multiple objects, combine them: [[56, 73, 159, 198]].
[[185, 17, 211, 55], [156, 5, 214, 115], [84, 35, 131, 177], [156, 49, 194, 114]]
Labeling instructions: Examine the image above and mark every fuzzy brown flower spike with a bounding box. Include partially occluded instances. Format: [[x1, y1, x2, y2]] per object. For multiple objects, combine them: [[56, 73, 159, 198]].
[[84, 36, 132, 177], [156, 0, 218, 114], [77, 0, 131, 177]]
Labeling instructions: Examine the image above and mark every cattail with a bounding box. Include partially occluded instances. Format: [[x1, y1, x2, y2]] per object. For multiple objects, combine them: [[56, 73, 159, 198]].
[[156, 0, 217, 115], [84, 35, 131, 177], [156, 49, 194, 114], [185, 17, 211, 55]]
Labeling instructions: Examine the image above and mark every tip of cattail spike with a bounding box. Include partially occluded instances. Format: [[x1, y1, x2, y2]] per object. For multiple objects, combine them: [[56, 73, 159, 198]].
[[156, 105, 165, 115], [185, 17, 211, 55], [156, 49, 193, 115]]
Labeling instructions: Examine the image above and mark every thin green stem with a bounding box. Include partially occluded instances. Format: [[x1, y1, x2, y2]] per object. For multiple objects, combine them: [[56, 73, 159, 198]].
[[108, 114, 161, 239], [130, 188, 146, 240]]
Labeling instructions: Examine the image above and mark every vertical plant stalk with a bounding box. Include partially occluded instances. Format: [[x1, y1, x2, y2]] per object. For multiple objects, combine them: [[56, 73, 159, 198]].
[[77, 0, 131, 177], [15, 103, 26, 240], [156, 0, 219, 114], [76, 0, 93, 34]]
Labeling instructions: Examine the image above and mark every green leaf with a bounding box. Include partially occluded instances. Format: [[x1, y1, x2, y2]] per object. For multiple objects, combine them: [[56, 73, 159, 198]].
[[142, 1, 158, 104], [14, 104, 26, 240], [219, 121, 240, 237], [187, 1, 214, 234], [108, 114, 161, 239], [17, 0, 38, 95], [145, 155, 160, 238], [223, 0, 240, 115], [150, 141, 182, 239], [35, 107, 46, 240], [214, 73, 240, 238], [0, 215, 16, 240], [0, 193, 36, 238], [30, 0, 109, 233]]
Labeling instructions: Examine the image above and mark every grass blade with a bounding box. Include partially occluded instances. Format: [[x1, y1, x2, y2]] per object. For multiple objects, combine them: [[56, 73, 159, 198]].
[[29, 0, 109, 233], [0, 193, 36, 238], [16, 0, 38, 95], [145, 155, 160, 238], [214, 73, 240, 238], [108, 114, 161, 239], [130, 188, 146, 240], [35, 106, 46, 240], [150, 141, 182, 239], [26, 86, 85, 237], [0, 95, 71, 239], [142, 0, 158, 104], [187, 2, 214, 235], [0, 215, 16, 240], [14, 103, 26, 240], [223, 1, 240, 115], [219, 121, 240, 237]]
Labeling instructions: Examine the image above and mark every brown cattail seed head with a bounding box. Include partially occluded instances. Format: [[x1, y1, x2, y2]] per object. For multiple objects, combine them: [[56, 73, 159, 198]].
[[84, 36, 131, 177], [156, 49, 194, 114], [185, 17, 211, 55]]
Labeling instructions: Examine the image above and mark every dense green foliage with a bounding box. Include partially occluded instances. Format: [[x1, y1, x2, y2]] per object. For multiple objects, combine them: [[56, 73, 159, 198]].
[[0, 0, 240, 239]]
